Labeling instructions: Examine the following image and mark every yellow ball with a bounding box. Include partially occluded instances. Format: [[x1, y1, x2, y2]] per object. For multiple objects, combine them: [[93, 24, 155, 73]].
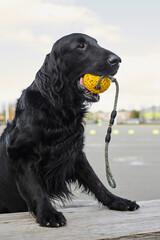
[[84, 74, 111, 94]]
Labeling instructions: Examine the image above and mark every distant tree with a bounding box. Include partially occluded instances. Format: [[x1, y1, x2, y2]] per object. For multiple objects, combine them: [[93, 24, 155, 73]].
[[130, 110, 140, 119]]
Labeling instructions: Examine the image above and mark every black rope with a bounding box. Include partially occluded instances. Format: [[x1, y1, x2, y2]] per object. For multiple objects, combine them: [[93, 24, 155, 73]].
[[95, 75, 119, 188]]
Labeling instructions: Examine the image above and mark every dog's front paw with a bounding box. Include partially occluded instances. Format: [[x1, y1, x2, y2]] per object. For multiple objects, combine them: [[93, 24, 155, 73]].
[[108, 197, 140, 211], [36, 210, 67, 227]]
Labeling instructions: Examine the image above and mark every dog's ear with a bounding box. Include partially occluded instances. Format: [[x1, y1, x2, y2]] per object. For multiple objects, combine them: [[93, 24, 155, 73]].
[[35, 51, 64, 107]]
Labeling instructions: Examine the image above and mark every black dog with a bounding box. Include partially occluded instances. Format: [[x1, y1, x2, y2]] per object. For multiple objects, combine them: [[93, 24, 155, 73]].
[[0, 33, 139, 227]]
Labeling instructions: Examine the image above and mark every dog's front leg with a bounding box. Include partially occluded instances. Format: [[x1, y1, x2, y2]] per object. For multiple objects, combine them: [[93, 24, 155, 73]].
[[14, 161, 66, 227], [75, 152, 139, 211]]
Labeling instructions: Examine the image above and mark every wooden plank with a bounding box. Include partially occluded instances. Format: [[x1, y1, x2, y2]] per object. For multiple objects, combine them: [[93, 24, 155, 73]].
[[0, 199, 160, 240]]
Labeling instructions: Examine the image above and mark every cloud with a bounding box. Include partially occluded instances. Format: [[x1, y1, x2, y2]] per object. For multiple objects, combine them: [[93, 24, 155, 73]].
[[30, 3, 95, 24], [90, 51, 160, 112], [0, 0, 122, 49], [2, 0, 159, 112], [6, 30, 35, 43], [119, 53, 160, 93], [0, 28, 52, 53], [84, 25, 122, 43], [0, 0, 96, 24]]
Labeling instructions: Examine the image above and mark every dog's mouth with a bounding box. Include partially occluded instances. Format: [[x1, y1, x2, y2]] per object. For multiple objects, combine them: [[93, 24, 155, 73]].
[[78, 76, 100, 102]]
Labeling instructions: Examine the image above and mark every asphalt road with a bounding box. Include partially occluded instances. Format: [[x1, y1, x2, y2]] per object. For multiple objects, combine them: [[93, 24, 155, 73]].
[[79, 125, 160, 202], [0, 124, 160, 202]]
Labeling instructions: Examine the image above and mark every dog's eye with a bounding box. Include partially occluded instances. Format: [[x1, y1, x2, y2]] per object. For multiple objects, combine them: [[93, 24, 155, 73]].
[[77, 43, 86, 49]]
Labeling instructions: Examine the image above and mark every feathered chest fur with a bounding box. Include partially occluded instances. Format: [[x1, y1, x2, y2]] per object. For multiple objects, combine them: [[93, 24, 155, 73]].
[[29, 106, 86, 197], [7, 88, 87, 199]]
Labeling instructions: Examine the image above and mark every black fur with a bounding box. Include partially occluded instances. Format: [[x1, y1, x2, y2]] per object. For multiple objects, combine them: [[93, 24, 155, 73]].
[[0, 33, 139, 227]]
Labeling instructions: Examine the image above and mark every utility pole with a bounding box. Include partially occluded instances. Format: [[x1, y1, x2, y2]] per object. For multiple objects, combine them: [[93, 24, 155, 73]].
[[5, 102, 9, 123]]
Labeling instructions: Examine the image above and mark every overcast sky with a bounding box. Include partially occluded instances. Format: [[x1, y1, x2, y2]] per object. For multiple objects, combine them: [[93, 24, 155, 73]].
[[0, 0, 160, 112]]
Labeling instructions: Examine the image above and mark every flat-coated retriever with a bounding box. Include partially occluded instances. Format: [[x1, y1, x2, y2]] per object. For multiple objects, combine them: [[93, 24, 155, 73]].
[[0, 33, 139, 227]]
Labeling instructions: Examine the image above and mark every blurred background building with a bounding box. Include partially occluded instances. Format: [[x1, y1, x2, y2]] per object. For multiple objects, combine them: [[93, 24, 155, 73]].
[[1, 103, 160, 125]]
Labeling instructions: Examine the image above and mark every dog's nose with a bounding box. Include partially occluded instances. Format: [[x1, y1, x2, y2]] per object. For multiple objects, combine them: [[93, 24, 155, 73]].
[[108, 55, 121, 66]]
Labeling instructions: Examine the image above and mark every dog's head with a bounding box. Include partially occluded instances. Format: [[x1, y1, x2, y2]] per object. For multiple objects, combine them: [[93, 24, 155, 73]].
[[36, 33, 121, 105]]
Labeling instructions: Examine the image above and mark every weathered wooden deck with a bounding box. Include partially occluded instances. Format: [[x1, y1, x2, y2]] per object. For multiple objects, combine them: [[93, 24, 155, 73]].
[[0, 199, 160, 240]]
